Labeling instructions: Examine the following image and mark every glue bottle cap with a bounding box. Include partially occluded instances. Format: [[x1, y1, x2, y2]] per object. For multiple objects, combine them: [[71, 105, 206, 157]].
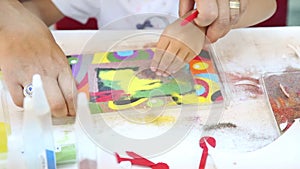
[[32, 74, 50, 116]]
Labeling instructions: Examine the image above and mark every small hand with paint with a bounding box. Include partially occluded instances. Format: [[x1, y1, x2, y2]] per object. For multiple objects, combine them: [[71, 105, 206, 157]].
[[150, 11, 206, 77], [0, 0, 77, 117]]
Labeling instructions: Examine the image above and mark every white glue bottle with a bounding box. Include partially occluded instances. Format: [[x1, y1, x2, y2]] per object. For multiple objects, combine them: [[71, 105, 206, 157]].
[[23, 74, 56, 169], [22, 96, 44, 169], [75, 93, 98, 169], [0, 80, 10, 153], [6, 134, 26, 169], [32, 74, 56, 169]]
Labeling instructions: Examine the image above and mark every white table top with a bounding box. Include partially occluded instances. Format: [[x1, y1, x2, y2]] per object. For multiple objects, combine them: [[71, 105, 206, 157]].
[[5, 26, 300, 169], [52, 26, 300, 169]]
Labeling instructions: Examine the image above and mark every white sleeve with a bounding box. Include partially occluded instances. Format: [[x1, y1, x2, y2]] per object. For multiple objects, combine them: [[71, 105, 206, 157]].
[[52, 0, 101, 24]]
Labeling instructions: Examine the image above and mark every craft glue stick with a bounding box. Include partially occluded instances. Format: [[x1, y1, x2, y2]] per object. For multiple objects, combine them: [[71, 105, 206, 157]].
[[22, 96, 44, 169], [75, 93, 98, 169], [32, 74, 57, 169]]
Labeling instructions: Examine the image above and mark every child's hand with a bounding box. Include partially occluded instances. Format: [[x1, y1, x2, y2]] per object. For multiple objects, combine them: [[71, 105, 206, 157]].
[[150, 12, 206, 76]]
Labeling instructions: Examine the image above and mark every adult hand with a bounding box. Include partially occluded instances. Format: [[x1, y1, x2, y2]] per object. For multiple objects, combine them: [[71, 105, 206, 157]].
[[179, 0, 247, 43], [0, 0, 77, 117]]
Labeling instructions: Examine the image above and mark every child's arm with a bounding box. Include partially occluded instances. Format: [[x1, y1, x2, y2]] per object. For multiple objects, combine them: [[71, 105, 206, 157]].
[[20, 0, 64, 26], [151, 0, 277, 76]]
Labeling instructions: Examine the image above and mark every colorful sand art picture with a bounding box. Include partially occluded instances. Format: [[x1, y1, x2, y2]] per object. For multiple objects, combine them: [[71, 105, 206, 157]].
[[69, 49, 224, 113]]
